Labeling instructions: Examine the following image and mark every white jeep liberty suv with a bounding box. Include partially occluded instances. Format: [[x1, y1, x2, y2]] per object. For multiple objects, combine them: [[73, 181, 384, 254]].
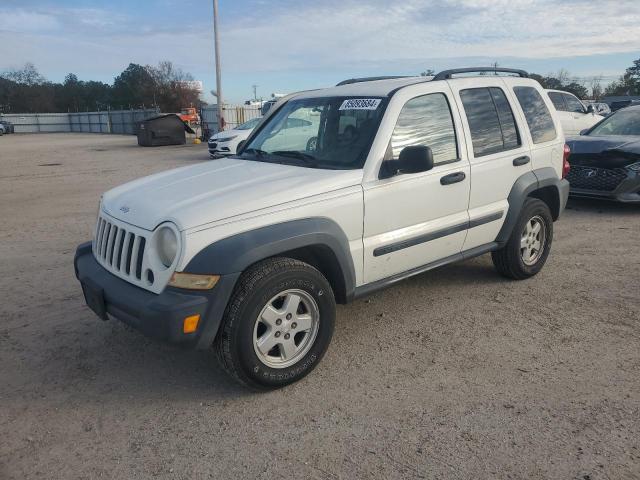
[[75, 68, 570, 389]]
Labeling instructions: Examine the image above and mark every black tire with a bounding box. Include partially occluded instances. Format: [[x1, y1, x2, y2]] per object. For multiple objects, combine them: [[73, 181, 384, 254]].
[[306, 136, 318, 152], [492, 198, 553, 280], [215, 257, 336, 390]]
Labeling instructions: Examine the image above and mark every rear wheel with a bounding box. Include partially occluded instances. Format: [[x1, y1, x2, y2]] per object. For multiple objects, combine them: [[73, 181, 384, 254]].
[[215, 257, 335, 390], [492, 198, 553, 280]]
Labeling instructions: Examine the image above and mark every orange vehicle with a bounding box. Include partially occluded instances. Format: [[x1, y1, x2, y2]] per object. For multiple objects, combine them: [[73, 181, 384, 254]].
[[179, 107, 200, 126]]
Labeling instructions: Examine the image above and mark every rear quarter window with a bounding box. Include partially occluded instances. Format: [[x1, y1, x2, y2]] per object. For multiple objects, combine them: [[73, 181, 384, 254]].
[[513, 86, 557, 144]]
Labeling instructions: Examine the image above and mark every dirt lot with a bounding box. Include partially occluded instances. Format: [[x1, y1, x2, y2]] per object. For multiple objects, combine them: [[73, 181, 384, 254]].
[[1, 133, 639, 480]]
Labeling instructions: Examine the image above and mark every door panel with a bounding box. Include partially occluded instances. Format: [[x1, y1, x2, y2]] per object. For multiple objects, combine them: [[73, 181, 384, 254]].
[[557, 111, 576, 136], [363, 164, 470, 283], [448, 78, 533, 251], [362, 86, 470, 284]]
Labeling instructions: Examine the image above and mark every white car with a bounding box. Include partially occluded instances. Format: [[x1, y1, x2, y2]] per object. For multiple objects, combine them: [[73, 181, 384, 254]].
[[546, 89, 603, 135], [75, 67, 569, 390], [208, 117, 261, 157]]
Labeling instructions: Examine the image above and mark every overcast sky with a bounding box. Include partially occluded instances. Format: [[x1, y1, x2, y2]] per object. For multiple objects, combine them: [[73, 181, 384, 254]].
[[1, 0, 639, 103]]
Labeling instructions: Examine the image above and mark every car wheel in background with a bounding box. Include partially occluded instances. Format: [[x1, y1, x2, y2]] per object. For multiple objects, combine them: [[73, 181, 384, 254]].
[[306, 136, 318, 152]]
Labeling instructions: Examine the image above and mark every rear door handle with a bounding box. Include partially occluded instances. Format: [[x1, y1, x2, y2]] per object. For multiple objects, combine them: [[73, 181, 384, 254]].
[[513, 155, 530, 166], [440, 172, 466, 185]]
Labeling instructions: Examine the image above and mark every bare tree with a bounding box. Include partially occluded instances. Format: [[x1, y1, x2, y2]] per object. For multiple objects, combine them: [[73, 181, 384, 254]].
[[146, 61, 201, 112], [589, 75, 603, 100], [2, 63, 46, 86]]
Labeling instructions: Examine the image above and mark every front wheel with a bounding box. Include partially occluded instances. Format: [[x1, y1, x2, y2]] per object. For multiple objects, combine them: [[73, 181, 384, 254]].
[[492, 198, 553, 280], [215, 257, 335, 390]]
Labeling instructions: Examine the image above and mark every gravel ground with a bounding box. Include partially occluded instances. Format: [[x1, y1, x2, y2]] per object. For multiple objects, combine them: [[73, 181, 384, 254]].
[[1, 133, 639, 480]]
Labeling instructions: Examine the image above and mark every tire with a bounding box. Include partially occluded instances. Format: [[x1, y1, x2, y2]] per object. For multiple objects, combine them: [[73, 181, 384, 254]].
[[306, 136, 318, 152], [492, 197, 553, 280], [215, 257, 336, 390]]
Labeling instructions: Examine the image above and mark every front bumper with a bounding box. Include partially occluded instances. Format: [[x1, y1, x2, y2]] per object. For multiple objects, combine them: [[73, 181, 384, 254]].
[[208, 142, 233, 157], [74, 242, 239, 349]]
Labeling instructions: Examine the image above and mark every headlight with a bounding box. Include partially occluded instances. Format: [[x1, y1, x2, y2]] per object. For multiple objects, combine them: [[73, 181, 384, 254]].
[[156, 226, 178, 267], [169, 272, 220, 290], [628, 162, 640, 172], [218, 135, 237, 143]]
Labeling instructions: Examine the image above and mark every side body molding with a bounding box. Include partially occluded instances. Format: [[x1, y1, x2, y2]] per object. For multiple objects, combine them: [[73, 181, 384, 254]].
[[496, 167, 569, 245], [185, 218, 357, 299]]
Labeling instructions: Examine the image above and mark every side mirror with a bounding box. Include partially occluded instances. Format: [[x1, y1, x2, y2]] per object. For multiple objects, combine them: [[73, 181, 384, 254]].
[[579, 129, 589, 136], [398, 145, 434, 173], [380, 145, 434, 178], [586, 104, 595, 114]]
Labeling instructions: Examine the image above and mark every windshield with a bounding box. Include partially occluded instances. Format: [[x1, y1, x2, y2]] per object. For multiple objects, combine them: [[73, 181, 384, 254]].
[[589, 108, 640, 136], [240, 96, 386, 169], [237, 117, 261, 130]]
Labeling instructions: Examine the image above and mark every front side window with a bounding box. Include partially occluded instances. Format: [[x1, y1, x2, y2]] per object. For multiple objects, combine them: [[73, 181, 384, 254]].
[[563, 94, 585, 113], [547, 92, 566, 111], [241, 97, 385, 169], [514, 86, 557, 144], [460, 87, 521, 157], [390, 93, 458, 164]]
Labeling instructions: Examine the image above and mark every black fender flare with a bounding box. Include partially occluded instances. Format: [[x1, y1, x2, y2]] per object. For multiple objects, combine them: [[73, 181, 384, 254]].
[[496, 167, 569, 245], [184, 218, 357, 298]]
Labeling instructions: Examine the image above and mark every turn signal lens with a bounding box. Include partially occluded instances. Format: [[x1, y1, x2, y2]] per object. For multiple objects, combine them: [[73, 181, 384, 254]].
[[183, 314, 200, 334], [169, 273, 220, 290]]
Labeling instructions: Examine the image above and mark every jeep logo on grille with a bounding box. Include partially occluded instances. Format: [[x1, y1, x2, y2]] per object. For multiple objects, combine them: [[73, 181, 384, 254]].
[[120, 206, 130, 213]]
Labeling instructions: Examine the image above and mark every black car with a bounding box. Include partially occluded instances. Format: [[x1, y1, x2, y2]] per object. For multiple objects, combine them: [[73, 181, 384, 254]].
[[565, 105, 640, 203], [0, 119, 14, 133]]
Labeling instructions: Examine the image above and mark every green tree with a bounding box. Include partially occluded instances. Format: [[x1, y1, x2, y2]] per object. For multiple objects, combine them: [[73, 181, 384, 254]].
[[111, 63, 155, 109]]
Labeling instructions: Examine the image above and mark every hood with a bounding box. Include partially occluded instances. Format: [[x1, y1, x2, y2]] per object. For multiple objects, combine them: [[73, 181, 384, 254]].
[[101, 158, 362, 231], [210, 128, 246, 141], [566, 135, 640, 168]]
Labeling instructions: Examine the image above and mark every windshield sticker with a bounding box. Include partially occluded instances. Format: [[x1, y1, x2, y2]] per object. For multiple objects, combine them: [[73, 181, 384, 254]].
[[339, 99, 381, 110]]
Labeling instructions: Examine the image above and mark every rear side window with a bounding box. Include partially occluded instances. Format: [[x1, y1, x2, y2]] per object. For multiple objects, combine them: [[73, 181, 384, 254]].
[[460, 87, 521, 157], [390, 93, 458, 165], [513, 86, 557, 144], [548, 92, 566, 111], [563, 94, 585, 113]]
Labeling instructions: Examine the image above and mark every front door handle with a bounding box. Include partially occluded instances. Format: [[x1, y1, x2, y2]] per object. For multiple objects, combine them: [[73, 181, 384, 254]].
[[440, 172, 466, 185], [513, 155, 530, 166]]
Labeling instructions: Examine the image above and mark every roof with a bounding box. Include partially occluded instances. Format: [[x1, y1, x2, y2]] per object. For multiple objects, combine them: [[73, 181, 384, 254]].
[[293, 68, 531, 99], [296, 77, 429, 98]]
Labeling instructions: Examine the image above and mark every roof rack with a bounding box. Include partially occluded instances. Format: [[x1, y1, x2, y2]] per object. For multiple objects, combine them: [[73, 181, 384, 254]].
[[336, 76, 410, 86], [432, 67, 528, 81]]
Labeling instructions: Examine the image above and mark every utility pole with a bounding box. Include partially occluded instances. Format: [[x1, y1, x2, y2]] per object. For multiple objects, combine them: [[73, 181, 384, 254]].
[[213, 0, 224, 131]]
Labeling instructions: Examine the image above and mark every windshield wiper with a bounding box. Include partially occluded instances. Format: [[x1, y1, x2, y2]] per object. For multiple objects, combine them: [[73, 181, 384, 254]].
[[271, 150, 318, 167], [243, 147, 268, 158]]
